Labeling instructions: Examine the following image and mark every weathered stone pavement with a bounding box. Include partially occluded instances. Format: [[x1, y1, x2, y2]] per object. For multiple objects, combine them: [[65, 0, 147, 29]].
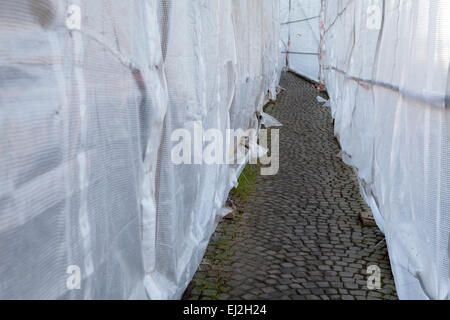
[[183, 72, 397, 300]]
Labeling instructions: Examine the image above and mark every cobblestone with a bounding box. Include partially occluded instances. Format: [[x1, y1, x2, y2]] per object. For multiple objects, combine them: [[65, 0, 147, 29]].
[[182, 72, 397, 300]]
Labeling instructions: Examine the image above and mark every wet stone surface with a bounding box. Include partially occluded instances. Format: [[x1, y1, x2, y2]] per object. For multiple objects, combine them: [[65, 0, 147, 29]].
[[182, 72, 397, 300]]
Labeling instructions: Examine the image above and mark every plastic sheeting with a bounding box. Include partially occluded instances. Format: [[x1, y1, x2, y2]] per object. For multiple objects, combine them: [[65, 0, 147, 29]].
[[315, 0, 449, 299], [0, 0, 280, 299], [280, 0, 321, 82]]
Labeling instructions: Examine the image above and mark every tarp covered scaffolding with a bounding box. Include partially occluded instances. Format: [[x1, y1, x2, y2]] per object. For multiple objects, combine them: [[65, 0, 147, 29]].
[[0, 0, 280, 299], [280, 0, 321, 82], [284, 0, 449, 299], [1, 0, 449, 301]]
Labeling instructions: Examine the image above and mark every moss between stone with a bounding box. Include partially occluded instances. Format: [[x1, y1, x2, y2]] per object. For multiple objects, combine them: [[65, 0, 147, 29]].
[[188, 163, 261, 300], [231, 164, 259, 201], [185, 120, 278, 299]]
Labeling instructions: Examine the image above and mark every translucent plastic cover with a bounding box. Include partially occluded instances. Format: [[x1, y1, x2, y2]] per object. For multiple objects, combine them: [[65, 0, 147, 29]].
[[0, 0, 280, 299], [280, 0, 321, 81], [317, 0, 449, 299]]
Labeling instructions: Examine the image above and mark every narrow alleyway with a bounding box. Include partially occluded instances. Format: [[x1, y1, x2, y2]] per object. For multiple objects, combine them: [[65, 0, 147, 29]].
[[183, 72, 397, 300]]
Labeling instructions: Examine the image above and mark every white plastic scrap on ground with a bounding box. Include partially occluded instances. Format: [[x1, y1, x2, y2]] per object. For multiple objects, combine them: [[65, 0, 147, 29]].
[[316, 96, 330, 108]]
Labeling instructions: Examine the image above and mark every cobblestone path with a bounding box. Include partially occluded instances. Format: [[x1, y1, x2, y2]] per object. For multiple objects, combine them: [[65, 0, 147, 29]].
[[183, 72, 397, 300]]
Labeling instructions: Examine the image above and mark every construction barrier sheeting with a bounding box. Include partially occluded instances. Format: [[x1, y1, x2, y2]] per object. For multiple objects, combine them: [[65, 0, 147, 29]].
[[280, 0, 321, 82], [314, 0, 449, 299], [0, 0, 280, 299]]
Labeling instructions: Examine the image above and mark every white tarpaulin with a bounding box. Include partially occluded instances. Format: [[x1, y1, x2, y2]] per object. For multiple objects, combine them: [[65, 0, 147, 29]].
[[0, 0, 280, 299], [280, 0, 321, 82], [285, 0, 449, 299], [2, 0, 448, 302]]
